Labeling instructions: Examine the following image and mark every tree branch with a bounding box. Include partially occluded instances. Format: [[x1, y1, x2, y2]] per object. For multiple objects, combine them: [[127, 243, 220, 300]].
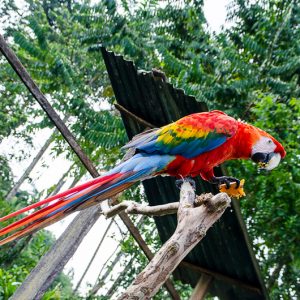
[[103, 194, 214, 218], [103, 201, 179, 218], [118, 182, 231, 299], [114, 103, 156, 129]]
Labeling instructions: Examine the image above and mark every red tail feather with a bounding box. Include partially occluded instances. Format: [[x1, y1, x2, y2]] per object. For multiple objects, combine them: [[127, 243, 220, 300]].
[[0, 172, 126, 245], [0, 152, 166, 246], [0, 174, 119, 223]]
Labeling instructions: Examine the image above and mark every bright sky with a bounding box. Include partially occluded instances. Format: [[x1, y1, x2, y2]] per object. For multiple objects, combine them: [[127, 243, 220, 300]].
[[204, 0, 230, 33], [1, 0, 231, 297]]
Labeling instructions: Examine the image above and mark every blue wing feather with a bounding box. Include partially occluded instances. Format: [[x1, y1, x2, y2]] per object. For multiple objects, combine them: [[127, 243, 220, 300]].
[[122, 112, 237, 159]]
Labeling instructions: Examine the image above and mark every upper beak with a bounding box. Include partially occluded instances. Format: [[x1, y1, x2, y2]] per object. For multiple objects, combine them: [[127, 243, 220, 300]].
[[251, 152, 281, 171]]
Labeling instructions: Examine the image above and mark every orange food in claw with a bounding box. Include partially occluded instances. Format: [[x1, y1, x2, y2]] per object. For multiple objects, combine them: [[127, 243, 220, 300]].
[[219, 179, 246, 199]]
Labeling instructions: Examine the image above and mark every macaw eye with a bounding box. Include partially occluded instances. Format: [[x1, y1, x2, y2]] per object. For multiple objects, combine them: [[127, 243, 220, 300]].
[[268, 139, 272, 144]]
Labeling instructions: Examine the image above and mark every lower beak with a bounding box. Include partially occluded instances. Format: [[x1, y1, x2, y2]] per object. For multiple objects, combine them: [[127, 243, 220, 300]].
[[251, 152, 281, 171]]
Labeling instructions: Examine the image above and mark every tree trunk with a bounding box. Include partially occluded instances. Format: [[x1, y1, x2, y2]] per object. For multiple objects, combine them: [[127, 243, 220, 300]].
[[10, 203, 103, 300], [89, 216, 146, 297], [6, 131, 53, 201], [73, 218, 114, 293], [106, 256, 135, 298], [89, 250, 122, 296], [6, 115, 69, 201], [118, 183, 231, 299], [105, 229, 158, 298]]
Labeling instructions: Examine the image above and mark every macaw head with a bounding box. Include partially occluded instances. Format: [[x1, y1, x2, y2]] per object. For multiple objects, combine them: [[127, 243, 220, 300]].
[[250, 130, 286, 171]]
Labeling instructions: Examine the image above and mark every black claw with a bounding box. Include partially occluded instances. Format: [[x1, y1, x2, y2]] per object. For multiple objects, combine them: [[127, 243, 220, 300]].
[[224, 179, 231, 189], [234, 178, 240, 189], [210, 176, 240, 189]]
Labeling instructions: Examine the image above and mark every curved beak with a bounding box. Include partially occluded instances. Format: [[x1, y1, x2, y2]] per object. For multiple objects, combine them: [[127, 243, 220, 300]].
[[251, 152, 281, 171]]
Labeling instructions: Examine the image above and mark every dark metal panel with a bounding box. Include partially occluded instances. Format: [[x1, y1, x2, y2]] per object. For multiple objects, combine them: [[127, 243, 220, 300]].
[[101, 47, 268, 300]]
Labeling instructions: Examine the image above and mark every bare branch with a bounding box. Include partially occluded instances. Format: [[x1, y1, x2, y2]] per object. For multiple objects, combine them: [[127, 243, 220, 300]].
[[114, 103, 156, 129], [118, 182, 231, 299], [103, 201, 179, 218], [103, 193, 215, 219]]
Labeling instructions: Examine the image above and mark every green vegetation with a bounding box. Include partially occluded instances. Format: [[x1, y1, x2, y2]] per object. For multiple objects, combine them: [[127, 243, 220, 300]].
[[0, 0, 298, 298]]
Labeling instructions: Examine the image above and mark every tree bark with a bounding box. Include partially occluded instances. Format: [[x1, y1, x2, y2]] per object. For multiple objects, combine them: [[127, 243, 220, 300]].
[[118, 182, 231, 299]]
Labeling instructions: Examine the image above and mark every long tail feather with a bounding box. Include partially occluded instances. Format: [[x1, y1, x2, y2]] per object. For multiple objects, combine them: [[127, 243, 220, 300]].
[[0, 153, 175, 246], [0, 181, 134, 246], [0, 174, 119, 222]]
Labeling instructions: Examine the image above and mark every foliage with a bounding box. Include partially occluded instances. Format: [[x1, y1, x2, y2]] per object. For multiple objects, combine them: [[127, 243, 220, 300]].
[[0, 194, 81, 299], [0, 0, 127, 165], [0, 156, 13, 197], [227, 94, 300, 299]]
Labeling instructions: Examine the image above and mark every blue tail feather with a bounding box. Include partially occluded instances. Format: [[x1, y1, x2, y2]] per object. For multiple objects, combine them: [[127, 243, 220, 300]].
[[45, 153, 175, 218]]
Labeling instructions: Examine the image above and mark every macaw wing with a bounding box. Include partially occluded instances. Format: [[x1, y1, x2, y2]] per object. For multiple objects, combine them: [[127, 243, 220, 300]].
[[123, 111, 238, 159]]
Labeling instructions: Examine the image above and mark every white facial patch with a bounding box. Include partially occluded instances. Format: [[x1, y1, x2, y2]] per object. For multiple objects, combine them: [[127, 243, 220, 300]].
[[252, 136, 276, 156], [265, 153, 281, 170]]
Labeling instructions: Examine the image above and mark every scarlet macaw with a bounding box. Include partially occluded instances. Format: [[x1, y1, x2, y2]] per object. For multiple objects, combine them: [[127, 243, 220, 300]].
[[0, 110, 286, 245]]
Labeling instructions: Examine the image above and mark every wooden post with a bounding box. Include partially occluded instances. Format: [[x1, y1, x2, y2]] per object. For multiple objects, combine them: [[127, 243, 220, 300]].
[[190, 274, 213, 300], [118, 182, 231, 299]]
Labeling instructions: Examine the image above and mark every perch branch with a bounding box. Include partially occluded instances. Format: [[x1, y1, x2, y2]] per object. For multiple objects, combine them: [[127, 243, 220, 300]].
[[118, 182, 231, 299], [103, 201, 179, 218], [103, 193, 213, 218]]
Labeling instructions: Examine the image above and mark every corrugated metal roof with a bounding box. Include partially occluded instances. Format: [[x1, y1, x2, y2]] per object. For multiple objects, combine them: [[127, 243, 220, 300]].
[[101, 47, 268, 300]]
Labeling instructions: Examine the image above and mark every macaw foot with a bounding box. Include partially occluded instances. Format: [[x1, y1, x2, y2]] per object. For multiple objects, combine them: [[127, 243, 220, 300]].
[[175, 177, 196, 190], [210, 176, 240, 189]]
